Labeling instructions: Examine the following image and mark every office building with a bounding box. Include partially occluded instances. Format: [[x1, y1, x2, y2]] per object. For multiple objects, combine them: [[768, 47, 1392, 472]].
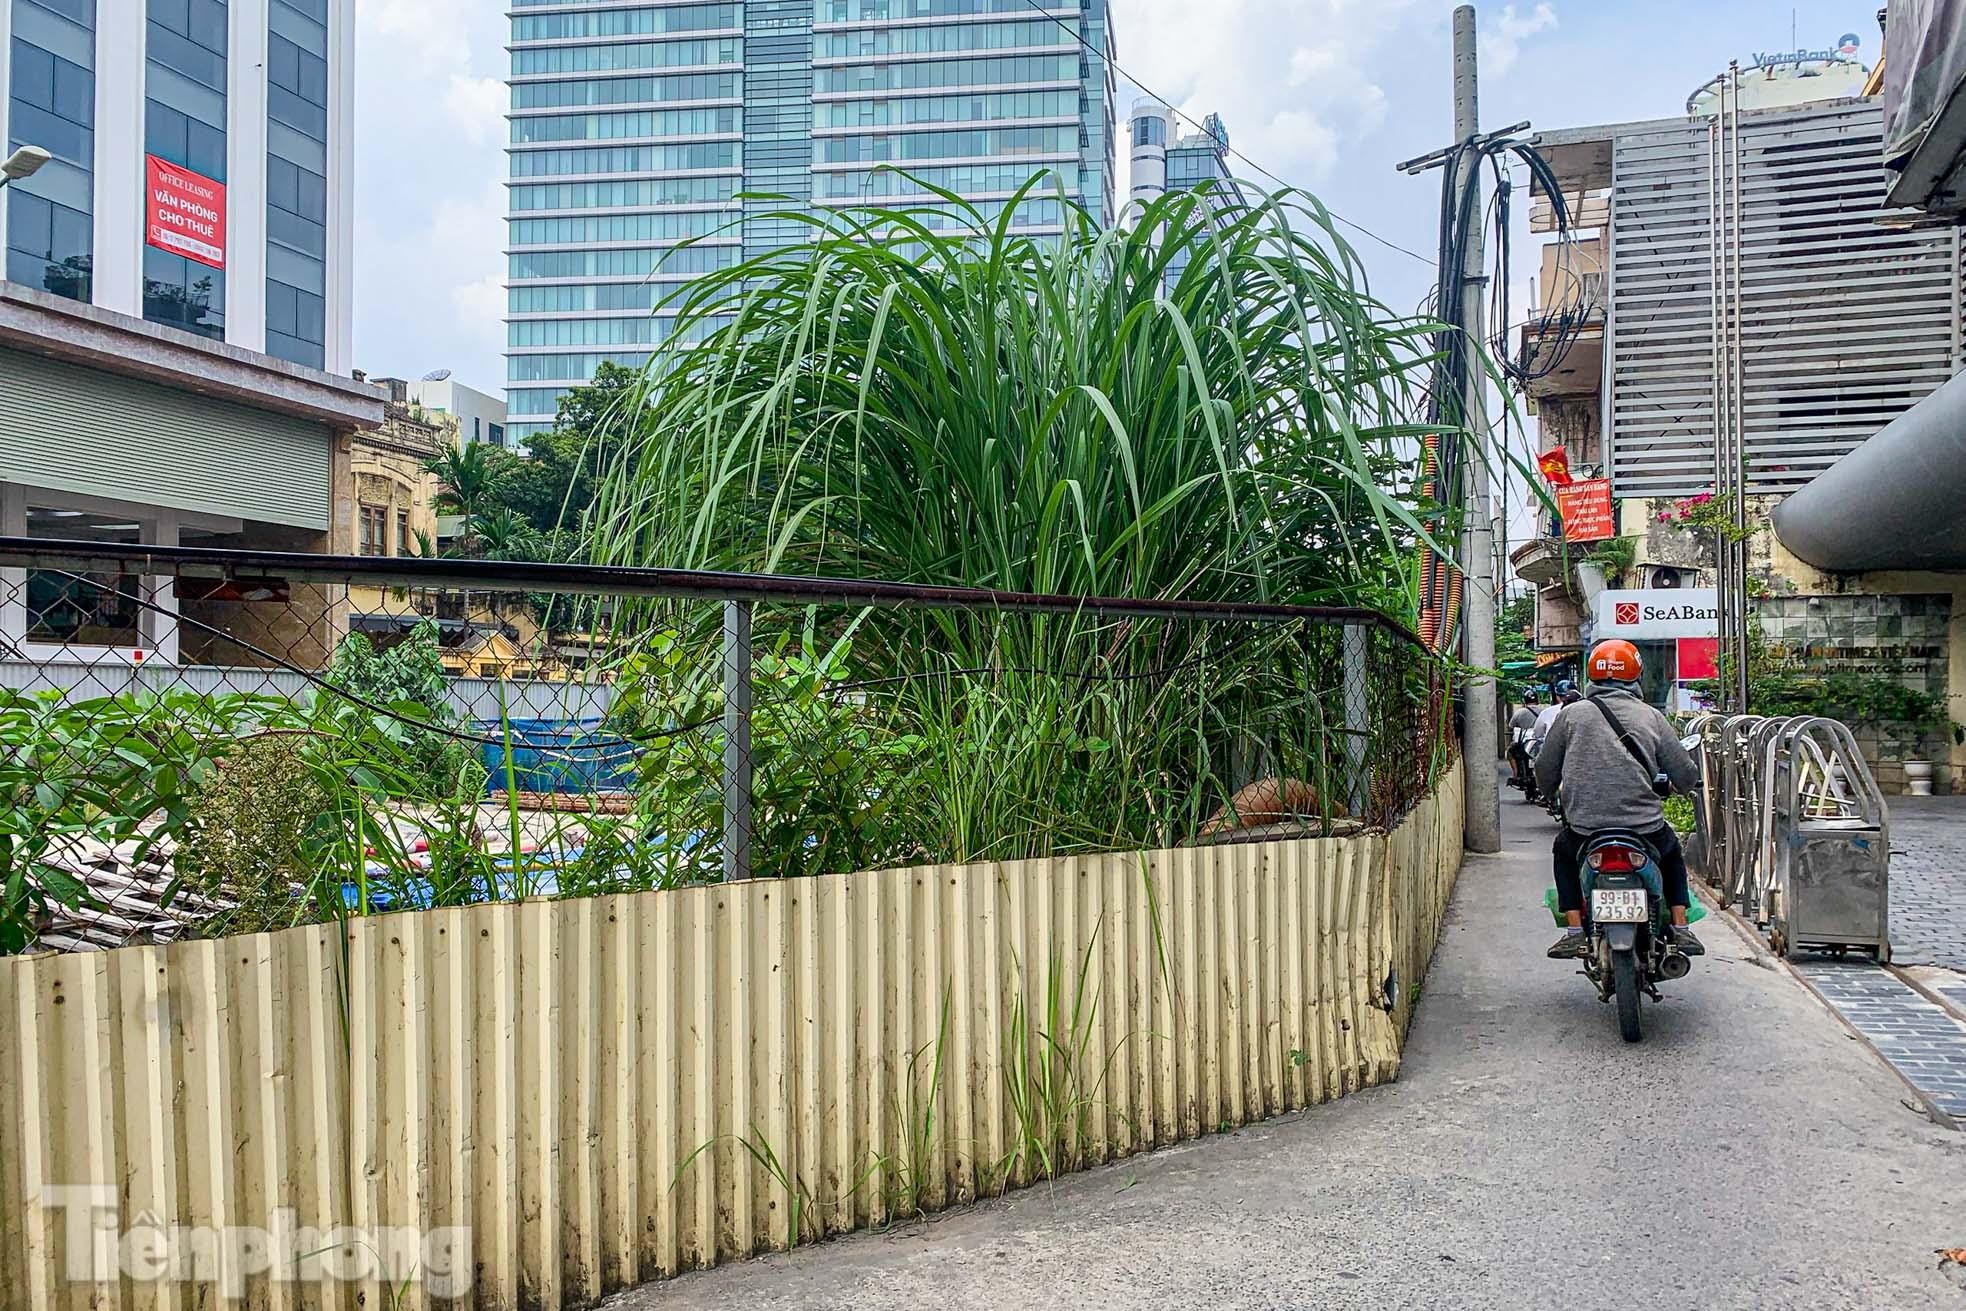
[[1127, 100, 1231, 204], [1126, 99, 1231, 289], [407, 369, 509, 450], [504, 0, 1119, 443], [0, 0, 354, 371]]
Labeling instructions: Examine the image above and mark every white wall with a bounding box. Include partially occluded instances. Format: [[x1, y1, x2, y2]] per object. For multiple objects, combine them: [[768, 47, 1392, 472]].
[[225, 0, 271, 354], [326, 0, 355, 374], [410, 377, 510, 447], [90, 3, 146, 318]]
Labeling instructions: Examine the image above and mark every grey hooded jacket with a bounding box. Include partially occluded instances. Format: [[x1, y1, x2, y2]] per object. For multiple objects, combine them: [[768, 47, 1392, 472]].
[[1532, 686, 1701, 832]]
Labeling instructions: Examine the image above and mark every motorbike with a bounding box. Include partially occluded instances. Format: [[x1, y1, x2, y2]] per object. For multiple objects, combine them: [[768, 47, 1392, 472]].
[[1505, 726, 1540, 802], [1576, 830, 1693, 1043]]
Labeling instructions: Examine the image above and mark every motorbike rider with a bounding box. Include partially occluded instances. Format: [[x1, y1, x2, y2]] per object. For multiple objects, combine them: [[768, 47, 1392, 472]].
[[1532, 681, 1579, 754], [1507, 691, 1541, 799], [1534, 641, 1704, 961]]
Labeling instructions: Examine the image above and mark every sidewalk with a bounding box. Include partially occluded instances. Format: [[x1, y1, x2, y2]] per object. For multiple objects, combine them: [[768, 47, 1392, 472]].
[[1887, 796, 1966, 974], [1778, 794, 1966, 1124], [609, 800, 1966, 1311]]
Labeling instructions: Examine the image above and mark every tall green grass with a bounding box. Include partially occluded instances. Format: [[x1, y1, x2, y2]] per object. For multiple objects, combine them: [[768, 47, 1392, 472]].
[[586, 175, 1445, 616]]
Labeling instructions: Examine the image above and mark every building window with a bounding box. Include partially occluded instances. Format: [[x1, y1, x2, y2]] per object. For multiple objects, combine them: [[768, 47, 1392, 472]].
[[11, 499, 184, 662], [488, 423, 506, 448], [142, 246, 225, 339], [472, 416, 482, 443], [359, 504, 387, 556], [395, 509, 412, 556], [9, 38, 95, 167], [24, 507, 145, 647], [266, 278, 324, 367], [7, 1, 97, 303], [266, 0, 330, 369], [5, 191, 93, 301]]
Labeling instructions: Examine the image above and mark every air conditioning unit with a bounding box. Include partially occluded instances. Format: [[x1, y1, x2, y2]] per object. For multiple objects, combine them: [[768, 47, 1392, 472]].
[[1646, 565, 1691, 590]]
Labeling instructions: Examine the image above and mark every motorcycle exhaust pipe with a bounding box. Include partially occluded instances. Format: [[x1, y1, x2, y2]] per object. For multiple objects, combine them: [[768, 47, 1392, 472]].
[[1659, 948, 1692, 981]]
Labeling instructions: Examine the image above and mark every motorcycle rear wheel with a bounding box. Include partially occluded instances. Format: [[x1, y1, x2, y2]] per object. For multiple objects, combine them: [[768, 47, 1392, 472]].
[[1612, 951, 1643, 1043]]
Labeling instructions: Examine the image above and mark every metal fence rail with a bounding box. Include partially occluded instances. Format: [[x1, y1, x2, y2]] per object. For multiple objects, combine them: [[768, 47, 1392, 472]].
[[1686, 711, 1891, 961], [0, 539, 1450, 955]]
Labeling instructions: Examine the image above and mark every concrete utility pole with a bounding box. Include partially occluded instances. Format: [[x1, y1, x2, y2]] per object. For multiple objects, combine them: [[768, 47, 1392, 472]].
[[1454, 5, 1502, 854]]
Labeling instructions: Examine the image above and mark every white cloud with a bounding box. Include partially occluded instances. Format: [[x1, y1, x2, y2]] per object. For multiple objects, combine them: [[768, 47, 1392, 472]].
[[1113, 0, 1426, 193], [353, 0, 510, 391], [452, 272, 507, 327], [1479, 3, 1559, 79], [1266, 110, 1341, 178], [347, 0, 1570, 392], [442, 75, 507, 148]]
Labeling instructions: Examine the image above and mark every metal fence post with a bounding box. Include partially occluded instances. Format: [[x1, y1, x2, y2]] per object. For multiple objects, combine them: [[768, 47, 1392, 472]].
[[1343, 623, 1371, 818], [722, 599, 753, 882]]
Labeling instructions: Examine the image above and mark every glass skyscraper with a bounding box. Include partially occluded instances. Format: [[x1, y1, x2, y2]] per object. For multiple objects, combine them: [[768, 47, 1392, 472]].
[[504, 0, 1118, 443]]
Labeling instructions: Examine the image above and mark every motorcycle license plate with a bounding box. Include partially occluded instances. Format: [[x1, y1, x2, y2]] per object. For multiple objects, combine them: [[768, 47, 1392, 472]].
[[1591, 889, 1648, 923]]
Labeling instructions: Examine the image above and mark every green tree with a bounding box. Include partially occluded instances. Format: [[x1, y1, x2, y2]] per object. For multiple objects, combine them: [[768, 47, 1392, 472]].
[[1497, 593, 1534, 663], [426, 440, 523, 560], [1496, 592, 1535, 697], [323, 622, 474, 780], [500, 362, 643, 543]]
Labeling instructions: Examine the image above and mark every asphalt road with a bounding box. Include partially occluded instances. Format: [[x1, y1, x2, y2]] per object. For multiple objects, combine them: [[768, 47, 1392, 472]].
[[613, 798, 1966, 1310]]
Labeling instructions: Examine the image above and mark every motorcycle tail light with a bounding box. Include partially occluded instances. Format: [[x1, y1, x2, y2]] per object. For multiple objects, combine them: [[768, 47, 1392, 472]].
[[1589, 845, 1640, 873]]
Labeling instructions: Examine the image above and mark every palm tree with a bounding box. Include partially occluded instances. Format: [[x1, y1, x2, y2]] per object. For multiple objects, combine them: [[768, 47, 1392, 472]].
[[425, 442, 507, 523], [468, 505, 545, 563]]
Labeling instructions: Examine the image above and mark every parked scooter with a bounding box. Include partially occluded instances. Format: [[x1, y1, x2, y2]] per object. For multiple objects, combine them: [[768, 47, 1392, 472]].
[[1573, 830, 1695, 1043]]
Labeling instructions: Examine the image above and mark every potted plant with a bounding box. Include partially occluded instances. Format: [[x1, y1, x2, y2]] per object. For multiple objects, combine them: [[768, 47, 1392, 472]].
[[1574, 536, 1635, 607], [1902, 758, 1936, 797]]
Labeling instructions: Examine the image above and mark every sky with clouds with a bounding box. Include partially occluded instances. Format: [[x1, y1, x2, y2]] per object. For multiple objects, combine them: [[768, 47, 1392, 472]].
[[352, 0, 1887, 397]]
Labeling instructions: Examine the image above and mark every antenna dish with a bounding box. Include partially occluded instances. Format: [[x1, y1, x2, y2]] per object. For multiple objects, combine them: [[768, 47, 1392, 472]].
[[421, 368, 453, 382]]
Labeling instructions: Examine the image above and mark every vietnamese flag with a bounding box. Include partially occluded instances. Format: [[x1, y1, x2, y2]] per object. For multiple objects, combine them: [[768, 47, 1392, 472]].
[[1538, 447, 1573, 486]]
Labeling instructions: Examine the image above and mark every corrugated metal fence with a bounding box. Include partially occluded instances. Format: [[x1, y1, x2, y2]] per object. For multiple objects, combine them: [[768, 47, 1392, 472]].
[[0, 767, 1462, 1310]]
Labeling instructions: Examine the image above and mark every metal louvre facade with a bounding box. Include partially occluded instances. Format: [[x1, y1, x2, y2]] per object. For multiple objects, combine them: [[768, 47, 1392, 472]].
[[1607, 101, 1963, 499]]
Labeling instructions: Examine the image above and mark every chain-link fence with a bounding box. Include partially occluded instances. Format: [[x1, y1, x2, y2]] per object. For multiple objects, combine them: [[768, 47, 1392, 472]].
[[0, 539, 1451, 955]]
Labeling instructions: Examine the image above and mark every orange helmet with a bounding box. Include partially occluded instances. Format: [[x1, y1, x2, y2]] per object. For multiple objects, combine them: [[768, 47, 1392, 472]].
[[1588, 639, 1643, 683]]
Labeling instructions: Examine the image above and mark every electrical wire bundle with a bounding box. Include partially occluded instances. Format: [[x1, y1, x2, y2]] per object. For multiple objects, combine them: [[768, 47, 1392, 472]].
[[1415, 135, 1581, 655]]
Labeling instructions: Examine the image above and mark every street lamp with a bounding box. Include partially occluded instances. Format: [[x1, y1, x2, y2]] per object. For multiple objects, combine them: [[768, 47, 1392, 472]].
[[0, 146, 51, 189]]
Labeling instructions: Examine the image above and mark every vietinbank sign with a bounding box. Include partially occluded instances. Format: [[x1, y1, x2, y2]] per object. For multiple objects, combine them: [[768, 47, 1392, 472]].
[[1594, 588, 1719, 640], [145, 155, 226, 270], [1750, 33, 1861, 68]]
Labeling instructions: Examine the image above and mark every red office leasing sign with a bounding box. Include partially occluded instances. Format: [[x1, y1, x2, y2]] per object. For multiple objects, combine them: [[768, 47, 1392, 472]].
[[145, 155, 226, 270], [1556, 478, 1616, 543]]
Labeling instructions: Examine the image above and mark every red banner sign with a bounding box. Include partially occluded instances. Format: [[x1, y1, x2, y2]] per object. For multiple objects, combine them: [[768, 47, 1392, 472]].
[[1537, 447, 1573, 486], [145, 155, 227, 270], [1677, 637, 1720, 682], [1556, 478, 1615, 543]]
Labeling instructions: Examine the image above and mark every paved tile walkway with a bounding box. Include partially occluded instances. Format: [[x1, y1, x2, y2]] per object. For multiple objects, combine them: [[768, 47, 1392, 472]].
[[1796, 962, 1966, 1121], [1886, 797, 1966, 973]]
